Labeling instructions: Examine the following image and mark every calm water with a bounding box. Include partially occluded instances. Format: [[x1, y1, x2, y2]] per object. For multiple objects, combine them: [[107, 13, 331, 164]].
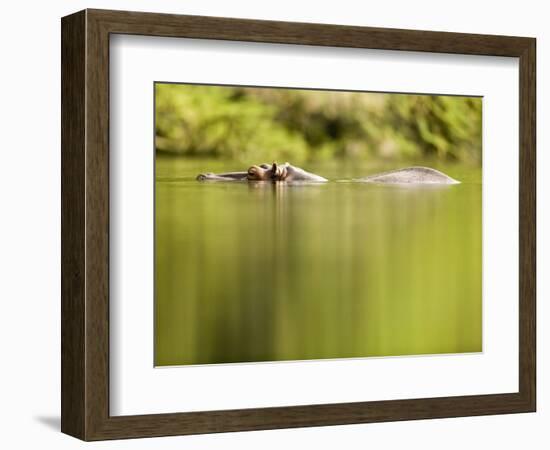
[[155, 158, 482, 366]]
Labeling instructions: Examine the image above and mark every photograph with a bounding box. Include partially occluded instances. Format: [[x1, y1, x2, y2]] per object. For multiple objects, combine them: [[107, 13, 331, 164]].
[[0, 0, 541, 445], [154, 83, 483, 367]]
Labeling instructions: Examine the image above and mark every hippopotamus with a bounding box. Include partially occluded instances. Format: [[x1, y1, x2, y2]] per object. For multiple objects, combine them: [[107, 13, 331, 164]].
[[196, 162, 327, 182], [196, 162, 459, 185]]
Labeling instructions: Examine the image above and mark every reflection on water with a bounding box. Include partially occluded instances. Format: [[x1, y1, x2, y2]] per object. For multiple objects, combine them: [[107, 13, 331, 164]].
[[155, 158, 482, 366]]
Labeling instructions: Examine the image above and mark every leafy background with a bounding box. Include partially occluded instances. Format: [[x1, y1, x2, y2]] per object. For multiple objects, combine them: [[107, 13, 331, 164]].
[[155, 83, 482, 165]]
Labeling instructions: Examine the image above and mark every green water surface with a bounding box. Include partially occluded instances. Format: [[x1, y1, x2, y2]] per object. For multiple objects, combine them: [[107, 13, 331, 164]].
[[155, 158, 482, 366]]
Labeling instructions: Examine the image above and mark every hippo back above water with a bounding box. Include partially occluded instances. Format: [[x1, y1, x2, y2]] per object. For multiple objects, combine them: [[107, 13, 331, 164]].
[[355, 166, 460, 185]]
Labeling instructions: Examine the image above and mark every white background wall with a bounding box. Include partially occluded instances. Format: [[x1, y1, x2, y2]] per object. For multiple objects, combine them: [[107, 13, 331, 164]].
[[0, 1, 546, 448]]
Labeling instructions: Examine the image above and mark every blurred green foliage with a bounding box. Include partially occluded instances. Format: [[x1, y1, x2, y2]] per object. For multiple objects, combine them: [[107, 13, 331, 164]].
[[155, 83, 482, 164]]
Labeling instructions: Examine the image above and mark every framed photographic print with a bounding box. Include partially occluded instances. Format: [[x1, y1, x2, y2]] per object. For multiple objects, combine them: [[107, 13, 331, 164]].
[[61, 9, 536, 440]]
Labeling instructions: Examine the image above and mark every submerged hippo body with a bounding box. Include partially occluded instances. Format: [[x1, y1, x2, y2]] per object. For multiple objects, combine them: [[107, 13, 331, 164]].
[[197, 163, 459, 185], [275, 163, 328, 182], [196, 171, 248, 182], [356, 166, 460, 185]]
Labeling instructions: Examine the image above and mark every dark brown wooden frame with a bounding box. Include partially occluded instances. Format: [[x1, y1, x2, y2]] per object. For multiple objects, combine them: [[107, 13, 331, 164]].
[[61, 8, 536, 441]]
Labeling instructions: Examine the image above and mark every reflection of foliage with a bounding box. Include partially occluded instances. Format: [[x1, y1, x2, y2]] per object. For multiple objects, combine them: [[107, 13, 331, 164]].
[[155, 84, 481, 164]]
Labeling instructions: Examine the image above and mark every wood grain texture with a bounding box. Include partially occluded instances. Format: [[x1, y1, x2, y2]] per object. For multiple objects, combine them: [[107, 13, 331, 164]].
[[89, 8, 532, 56], [61, 10, 86, 439], [518, 39, 536, 410], [61, 8, 536, 441]]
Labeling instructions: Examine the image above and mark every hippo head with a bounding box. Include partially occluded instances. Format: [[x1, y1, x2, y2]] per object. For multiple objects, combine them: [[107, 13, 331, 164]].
[[247, 162, 288, 181]]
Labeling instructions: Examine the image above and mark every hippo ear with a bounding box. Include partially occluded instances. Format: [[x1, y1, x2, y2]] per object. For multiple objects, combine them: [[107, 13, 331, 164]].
[[271, 162, 278, 172]]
